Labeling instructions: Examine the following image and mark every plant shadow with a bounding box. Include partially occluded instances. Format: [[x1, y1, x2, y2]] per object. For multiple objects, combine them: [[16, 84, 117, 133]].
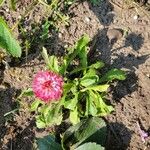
[[124, 33, 144, 51], [88, 0, 115, 27], [86, 0, 148, 101], [106, 122, 133, 150], [54, 120, 132, 150]]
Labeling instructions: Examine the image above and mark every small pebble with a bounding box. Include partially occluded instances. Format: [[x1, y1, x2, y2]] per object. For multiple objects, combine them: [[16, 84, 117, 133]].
[[58, 33, 62, 39], [133, 15, 139, 20], [23, 28, 27, 32], [113, 19, 118, 23], [18, 15, 22, 19], [64, 44, 68, 48], [6, 8, 9, 12], [85, 17, 90, 23], [146, 74, 150, 78], [138, 53, 142, 57], [107, 28, 123, 42]]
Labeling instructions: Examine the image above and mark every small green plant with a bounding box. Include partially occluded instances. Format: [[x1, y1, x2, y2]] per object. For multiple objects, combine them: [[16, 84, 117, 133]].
[[23, 35, 126, 129], [39, 0, 70, 28], [0, 17, 22, 57]]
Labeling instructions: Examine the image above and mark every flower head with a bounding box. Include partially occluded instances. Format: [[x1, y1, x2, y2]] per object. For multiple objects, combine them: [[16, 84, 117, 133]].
[[32, 71, 64, 102]]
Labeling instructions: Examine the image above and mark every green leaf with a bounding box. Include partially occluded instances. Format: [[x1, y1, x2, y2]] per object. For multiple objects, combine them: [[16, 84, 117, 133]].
[[88, 90, 99, 108], [10, 0, 16, 10], [63, 82, 74, 93], [80, 68, 99, 87], [39, 103, 63, 127], [96, 92, 114, 116], [87, 90, 114, 116], [81, 84, 109, 92], [89, 61, 104, 69], [42, 47, 50, 67], [39, 105, 50, 115], [76, 34, 90, 55], [80, 75, 99, 87], [46, 108, 63, 126], [59, 58, 67, 75], [64, 93, 78, 110], [40, 20, 50, 40], [85, 92, 97, 116], [62, 117, 107, 149], [37, 135, 62, 150], [99, 68, 126, 83], [36, 115, 47, 128], [75, 142, 104, 150], [42, 47, 59, 72], [36, 105, 51, 128], [49, 55, 59, 72], [69, 107, 80, 125], [84, 67, 97, 76], [0, 17, 21, 57], [20, 88, 34, 97], [70, 61, 104, 75], [36, 103, 63, 128], [30, 99, 41, 112], [79, 45, 87, 68], [60, 35, 90, 75]]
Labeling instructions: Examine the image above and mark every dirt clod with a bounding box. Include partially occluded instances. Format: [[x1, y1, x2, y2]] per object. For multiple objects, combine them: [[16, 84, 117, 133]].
[[107, 28, 123, 43]]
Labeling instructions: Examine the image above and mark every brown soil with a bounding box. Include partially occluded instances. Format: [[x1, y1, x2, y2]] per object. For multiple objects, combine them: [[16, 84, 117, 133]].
[[0, 0, 150, 150]]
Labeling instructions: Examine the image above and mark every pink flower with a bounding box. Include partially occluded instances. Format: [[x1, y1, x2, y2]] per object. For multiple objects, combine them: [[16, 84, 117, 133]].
[[32, 71, 64, 102], [136, 121, 149, 143]]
